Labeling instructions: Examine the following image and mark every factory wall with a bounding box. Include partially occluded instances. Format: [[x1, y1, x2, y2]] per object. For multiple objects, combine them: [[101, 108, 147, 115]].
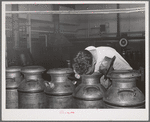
[[6, 4, 53, 20], [6, 4, 54, 48], [120, 4, 145, 32], [59, 5, 78, 34], [75, 4, 145, 37]]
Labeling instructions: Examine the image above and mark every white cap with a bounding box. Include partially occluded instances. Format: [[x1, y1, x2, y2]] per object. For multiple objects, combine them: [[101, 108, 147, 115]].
[[85, 46, 96, 51]]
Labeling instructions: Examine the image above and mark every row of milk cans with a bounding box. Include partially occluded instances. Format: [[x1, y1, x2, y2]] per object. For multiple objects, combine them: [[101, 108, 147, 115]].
[[6, 66, 145, 109]]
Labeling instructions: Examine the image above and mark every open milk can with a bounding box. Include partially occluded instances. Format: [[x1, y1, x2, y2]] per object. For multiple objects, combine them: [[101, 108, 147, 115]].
[[103, 70, 145, 108], [17, 66, 46, 108], [73, 72, 106, 108], [6, 66, 23, 108], [45, 68, 75, 108]]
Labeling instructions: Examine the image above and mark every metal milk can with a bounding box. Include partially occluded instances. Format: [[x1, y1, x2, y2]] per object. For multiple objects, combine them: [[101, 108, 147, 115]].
[[103, 70, 145, 108], [18, 66, 46, 108], [73, 72, 106, 108], [6, 66, 23, 108], [45, 68, 75, 108]]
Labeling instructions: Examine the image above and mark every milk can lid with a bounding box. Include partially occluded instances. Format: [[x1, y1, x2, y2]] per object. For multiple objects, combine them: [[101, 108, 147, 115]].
[[107, 70, 141, 79], [47, 68, 73, 74], [21, 66, 46, 74], [6, 66, 22, 72]]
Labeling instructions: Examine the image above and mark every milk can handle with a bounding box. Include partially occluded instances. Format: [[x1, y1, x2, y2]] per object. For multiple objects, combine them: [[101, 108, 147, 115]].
[[83, 85, 101, 93], [67, 76, 78, 85], [44, 81, 54, 88], [117, 88, 136, 97]]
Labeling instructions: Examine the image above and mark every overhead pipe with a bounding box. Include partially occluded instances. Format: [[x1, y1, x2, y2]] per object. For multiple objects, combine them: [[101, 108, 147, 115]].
[[6, 10, 144, 14], [6, 7, 145, 14], [6, 28, 77, 34]]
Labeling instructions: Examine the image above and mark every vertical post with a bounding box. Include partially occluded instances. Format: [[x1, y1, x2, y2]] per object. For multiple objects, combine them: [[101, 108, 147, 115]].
[[117, 4, 120, 38], [53, 4, 62, 60], [27, 13, 32, 53], [53, 4, 59, 34], [45, 34, 47, 47], [87, 15, 89, 38], [5, 35, 8, 67], [12, 4, 19, 49]]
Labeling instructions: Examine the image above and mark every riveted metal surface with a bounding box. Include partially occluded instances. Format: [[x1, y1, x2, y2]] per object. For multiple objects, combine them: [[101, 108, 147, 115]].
[[46, 95, 73, 108], [18, 80, 46, 109], [104, 102, 145, 108], [18, 92, 46, 108], [73, 98, 105, 108], [6, 89, 18, 108]]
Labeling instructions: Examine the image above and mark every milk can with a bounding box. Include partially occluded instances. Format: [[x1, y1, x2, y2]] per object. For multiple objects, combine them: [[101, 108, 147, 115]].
[[6, 66, 23, 108], [73, 72, 106, 108], [45, 68, 75, 108], [103, 70, 145, 108], [18, 66, 46, 108]]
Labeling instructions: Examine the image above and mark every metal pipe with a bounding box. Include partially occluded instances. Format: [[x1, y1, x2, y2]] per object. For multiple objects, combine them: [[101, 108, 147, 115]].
[[6, 7, 145, 12], [6, 10, 144, 14], [78, 7, 145, 11], [31, 30, 53, 33], [6, 7, 145, 14], [6, 28, 77, 34]]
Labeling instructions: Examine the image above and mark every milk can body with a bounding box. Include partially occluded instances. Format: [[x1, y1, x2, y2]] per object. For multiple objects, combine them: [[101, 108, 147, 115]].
[[45, 68, 75, 108], [103, 70, 145, 108], [73, 73, 106, 108], [6, 66, 23, 108], [18, 66, 46, 109]]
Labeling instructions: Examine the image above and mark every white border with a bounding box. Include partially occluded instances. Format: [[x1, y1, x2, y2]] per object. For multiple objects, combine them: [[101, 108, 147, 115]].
[[2, 1, 149, 121], [2, 1, 148, 4]]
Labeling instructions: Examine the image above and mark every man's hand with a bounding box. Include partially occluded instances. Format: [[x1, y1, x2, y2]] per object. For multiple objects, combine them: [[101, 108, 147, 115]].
[[74, 70, 81, 79], [75, 73, 80, 79]]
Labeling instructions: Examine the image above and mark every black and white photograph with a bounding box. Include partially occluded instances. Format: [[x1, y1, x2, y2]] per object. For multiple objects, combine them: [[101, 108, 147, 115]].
[[1, 1, 149, 121]]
